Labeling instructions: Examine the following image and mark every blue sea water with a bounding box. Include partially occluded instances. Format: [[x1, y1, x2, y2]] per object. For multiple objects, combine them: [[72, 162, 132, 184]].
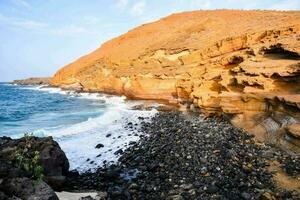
[[0, 83, 157, 171], [0, 83, 106, 136]]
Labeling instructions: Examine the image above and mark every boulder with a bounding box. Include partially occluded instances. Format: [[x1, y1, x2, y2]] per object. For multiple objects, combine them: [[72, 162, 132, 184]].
[[0, 136, 69, 190], [0, 177, 58, 200]]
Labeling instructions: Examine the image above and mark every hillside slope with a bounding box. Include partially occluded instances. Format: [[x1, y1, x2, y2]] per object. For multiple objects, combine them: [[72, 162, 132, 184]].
[[51, 10, 300, 149]]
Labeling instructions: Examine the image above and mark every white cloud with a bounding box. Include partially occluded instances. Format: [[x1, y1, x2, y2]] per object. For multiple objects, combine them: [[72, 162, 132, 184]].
[[12, 20, 48, 29], [51, 25, 93, 37], [269, 0, 300, 10], [0, 13, 92, 37], [11, 0, 31, 9], [0, 13, 48, 30], [130, 0, 146, 16], [116, 0, 128, 10]]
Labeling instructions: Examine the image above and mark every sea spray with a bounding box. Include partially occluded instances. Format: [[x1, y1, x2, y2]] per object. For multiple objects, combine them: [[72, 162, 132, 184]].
[[0, 83, 158, 172]]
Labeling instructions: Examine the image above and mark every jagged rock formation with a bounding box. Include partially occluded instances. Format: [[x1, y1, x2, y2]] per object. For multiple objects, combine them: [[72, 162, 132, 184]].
[[51, 10, 300, 149]]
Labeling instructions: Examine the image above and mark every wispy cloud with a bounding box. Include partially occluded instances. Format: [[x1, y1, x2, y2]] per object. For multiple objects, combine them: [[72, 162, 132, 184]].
[[116, 0, 128, 10], [0, 13, 48, 30], [130, 0, 146, 16], [12, 20, 48, 29], [10, 0, 31, 9], [51, 24, 94, 37], [0, 13, 94, 37]]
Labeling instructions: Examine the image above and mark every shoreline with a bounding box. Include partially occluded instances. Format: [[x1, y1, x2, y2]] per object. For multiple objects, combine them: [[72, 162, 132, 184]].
[[61, 111, 299, 199], [12, 82, 300, 153], [1, 84, 299, 199]]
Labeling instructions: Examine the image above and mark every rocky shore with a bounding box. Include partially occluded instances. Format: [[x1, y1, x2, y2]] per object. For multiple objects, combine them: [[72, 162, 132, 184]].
[[1, 111, 299, 199], [63, 111, 300, 200]]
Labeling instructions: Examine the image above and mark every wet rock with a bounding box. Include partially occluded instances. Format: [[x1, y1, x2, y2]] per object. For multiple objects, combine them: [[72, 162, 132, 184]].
[[128, 141, 136, 145], [80, 196, 94, 200], [114, 149, 123, 155], [95, 143, 104, 149]]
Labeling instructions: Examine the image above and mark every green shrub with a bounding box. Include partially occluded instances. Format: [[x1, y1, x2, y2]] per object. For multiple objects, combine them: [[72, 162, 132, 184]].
[[15, 133, 44, 183]]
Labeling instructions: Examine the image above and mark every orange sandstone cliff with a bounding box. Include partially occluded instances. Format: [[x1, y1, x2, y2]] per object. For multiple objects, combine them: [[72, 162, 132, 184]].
[[51, 10, 300, 150]]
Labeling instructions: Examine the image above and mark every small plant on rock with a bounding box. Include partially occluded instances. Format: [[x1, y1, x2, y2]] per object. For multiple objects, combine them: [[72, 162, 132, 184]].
[[15, 133, 44, 182]]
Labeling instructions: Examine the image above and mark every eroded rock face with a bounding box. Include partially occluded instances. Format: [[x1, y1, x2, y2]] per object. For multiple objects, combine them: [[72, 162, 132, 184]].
[[51, 10, 300, 149]]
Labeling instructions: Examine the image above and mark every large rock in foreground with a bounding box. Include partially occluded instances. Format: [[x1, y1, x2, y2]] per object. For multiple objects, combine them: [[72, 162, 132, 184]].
[[0, 136, 69, 199], [1, 177, 58, 200], [51, 10, 300, 148]]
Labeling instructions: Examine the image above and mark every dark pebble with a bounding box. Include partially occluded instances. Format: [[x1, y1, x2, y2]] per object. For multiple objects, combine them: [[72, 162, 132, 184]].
[[95, 143, 104, 149]]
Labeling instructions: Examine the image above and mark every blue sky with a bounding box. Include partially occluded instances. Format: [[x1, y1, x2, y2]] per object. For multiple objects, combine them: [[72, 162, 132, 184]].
[[0, 0, 299, 82]]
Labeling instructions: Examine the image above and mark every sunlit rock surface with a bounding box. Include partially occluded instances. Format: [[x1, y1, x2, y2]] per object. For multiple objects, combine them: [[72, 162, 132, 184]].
[[51, 10, 300, 150]]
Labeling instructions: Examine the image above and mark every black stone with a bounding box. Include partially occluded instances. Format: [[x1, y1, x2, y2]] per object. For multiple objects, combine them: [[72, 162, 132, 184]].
[[95, 143, 104, 149]]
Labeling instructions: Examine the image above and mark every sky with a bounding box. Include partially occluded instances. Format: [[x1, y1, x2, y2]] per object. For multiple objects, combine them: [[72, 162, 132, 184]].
[[0, 0, 299, 82]]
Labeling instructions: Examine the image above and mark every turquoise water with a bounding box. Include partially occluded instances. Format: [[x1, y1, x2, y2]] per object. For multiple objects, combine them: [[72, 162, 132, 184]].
[[0, 83, 105, 137], [0, 83, 157, 171]]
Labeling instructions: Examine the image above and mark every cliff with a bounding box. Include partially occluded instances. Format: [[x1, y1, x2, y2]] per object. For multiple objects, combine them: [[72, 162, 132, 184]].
[[51, 10, 300, 150]]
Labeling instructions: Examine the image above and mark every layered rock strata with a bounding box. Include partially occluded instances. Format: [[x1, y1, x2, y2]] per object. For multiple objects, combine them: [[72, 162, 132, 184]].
[[51, 10, 300, 149]]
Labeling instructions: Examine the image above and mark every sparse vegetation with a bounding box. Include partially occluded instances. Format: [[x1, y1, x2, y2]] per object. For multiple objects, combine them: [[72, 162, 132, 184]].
[[15, 133, 44, 182]]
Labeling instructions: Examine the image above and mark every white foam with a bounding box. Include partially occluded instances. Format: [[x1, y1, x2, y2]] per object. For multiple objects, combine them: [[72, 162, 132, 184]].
[[22, 86, 158, 172], [1, 83, 14, 86], [22, 86, 127, 106], [34, 107, 157, 172]]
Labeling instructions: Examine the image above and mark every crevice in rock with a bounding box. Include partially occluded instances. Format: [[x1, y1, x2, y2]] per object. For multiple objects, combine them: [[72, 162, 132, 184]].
[[227, 78, 245, 92], [261, 44, 300, 60]]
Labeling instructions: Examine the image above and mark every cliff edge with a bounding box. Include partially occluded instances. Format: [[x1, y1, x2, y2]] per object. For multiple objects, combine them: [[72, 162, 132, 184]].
[[51, 10, 300, 149]]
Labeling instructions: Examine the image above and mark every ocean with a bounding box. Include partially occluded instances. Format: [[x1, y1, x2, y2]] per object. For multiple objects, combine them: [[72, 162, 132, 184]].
[[0, 83, 157, 172]]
